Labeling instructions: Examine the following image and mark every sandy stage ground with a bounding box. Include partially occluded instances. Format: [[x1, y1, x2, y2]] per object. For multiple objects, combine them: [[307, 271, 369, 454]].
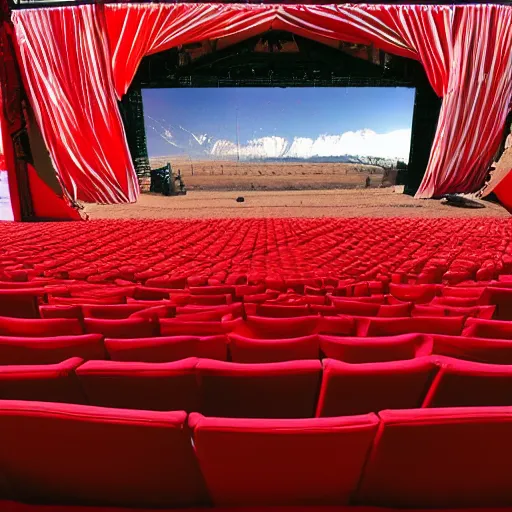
[[83, 188, 509, 220]]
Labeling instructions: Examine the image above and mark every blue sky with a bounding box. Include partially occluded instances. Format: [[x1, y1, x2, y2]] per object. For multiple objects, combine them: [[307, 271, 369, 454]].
[[142, 87, 415, 160]]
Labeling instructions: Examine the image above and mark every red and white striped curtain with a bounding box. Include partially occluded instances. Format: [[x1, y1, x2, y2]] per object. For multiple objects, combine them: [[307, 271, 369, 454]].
[[10, 3, 512, 204]]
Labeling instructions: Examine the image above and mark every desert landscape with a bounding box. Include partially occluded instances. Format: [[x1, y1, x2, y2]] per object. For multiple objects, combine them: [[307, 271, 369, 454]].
[[148, 158, 388, 191]]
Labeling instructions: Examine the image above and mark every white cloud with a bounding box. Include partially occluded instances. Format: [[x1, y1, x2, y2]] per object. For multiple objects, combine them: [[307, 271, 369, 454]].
[[210, 129, 411, 162]]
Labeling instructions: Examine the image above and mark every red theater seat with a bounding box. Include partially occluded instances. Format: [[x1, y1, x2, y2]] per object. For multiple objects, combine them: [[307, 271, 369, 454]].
[[190, 413, 379, 506], [412, 304, 495, 319], [0, 358, 86, 403], [0, 401, 208, 507], [0, 289, 44, 318], [105, 335, 228, 362], [423, 356, 512, 407], [389, 284, 438, 303], [463, 317, 512, 339], [479, 287, 512, 320], [81, 304, 159, 319], [431, 334, 512, 364], [319, 333, 426, 363], [84, 317, 157, 339], [228, 334, 319, 363], [196, 359, 322, 418], [233, 316, 319, 339], [357, 316, 465, 337], [76, 358, 199, 411], [0, 317, 83, 337], [160, 319, 233, 337], [316, 357, 436, 417], [0, 334, 105, 365], [357, 407, 512, 508], [39, 305, 83, 320], [254, 304, 312, 318], [329, 299, 380, 317]]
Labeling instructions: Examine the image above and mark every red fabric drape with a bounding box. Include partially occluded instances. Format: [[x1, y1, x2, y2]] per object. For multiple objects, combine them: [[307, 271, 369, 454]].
[[12, 6, 138, 204], [11, 4, 512, 204]]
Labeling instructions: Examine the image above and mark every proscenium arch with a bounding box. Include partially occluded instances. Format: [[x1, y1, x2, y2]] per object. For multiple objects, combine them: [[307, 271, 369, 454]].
[[121, 30, 441, 195]]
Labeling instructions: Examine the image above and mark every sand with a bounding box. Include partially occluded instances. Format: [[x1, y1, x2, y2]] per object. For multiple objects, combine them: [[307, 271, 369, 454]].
[[83, 188, 509, 220]]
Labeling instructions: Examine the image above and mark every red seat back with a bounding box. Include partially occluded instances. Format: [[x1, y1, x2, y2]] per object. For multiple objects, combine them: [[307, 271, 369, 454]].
[[424, 356, 512, 407], [0, 401, 208, 507], [0, 334, 105, 365], [357, 316, 465, 337], [463, 317, 512, 340], [196, 359, 322, 418], [0, 358, 86, 404], [105, 335, 228, 362], [233, 315, 319, 339], [84, 317, 157, 339], [319, 333, 426, 363], [0, 317, 83, 337], [229, 334, 319, 363], [316, 357, 436, 417], [76, 358, 199, 411], [190, 412, 378, 506], [357, 407, 512, 508]]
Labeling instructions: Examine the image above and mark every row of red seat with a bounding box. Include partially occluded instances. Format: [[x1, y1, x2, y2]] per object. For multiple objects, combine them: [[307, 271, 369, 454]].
[[1, 219, 512, 285], [3, 331, 512, 366], [2, 355, 512, 415], [0, 399, 510, 509], [1, 312, 512, 341]]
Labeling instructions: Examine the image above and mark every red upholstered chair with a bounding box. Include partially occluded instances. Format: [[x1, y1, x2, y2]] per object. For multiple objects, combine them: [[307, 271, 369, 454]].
[[81, 303, 159, 319], [159, 318, 234, 337], [0, 401, 208, 508], [232, 315, 319, 339], [441, 286, 486, 298], [254, 304, 312, 318], [431, 334, 512, 364], [84, 317, 157, 339], [413, 304, 495, 319], [316, 357, 436, 417], [196, 359, 322, 418], [106, 335, 228, 362], [431, 295, 480, 307], [377, 303, 412, 317], [329, 298, 380, 317], [356, 316, 465, 337], [463, 317, 512, 339], [228, 334, 319, 363], [0, 357, 87, 404], [190, 412, 379, 506], [316, 316, 357, 336], [0, 317, 83, 337], [388, 284, 439, 304], [0, 334, 106, 365], [0, 289, 44, 318], [357, 407, 512, 508], [319, 333, 427, 363], [479, 287, 512, 320], [423, 356, 512, 407], [76, 358, 199, 411], [39, 305, 83, 320]]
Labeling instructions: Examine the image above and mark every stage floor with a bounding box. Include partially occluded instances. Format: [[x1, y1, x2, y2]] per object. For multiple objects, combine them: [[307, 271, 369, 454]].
[[82, 189, 509, 220]]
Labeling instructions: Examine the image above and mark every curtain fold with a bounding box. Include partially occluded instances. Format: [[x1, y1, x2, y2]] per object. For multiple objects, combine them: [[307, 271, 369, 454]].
[[10, 3, 512, 205], [12, 5, 138, 204]]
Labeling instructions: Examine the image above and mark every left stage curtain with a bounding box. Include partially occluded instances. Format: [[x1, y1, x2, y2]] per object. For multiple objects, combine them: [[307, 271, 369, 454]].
[[12, 6, 138, 204]]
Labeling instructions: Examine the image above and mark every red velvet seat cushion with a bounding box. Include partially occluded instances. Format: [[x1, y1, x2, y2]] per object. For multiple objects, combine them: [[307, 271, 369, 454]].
[[196, 359, 322, 418], [228, 334, 319, 363], [76, 358, 199, 411], [0, 357, 86, 403], [105, 335, 228, 362], [423, 356, 512, 407], [357, 407, 512, 508], [319, 333, 426, 363], [316, 357, 436, 417], [190, 412, 378, 506], [0, 401, 208, 508], [0, 334, 106, 365]]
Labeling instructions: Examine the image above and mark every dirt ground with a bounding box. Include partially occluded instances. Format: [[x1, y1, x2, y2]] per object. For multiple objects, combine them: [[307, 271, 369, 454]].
[[149, 159, 385, 191], [83, 188, 509, 220]]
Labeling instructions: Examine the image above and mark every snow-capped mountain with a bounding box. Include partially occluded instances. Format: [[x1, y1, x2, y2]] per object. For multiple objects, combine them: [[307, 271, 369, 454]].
[[145, 117, 410, 164]]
